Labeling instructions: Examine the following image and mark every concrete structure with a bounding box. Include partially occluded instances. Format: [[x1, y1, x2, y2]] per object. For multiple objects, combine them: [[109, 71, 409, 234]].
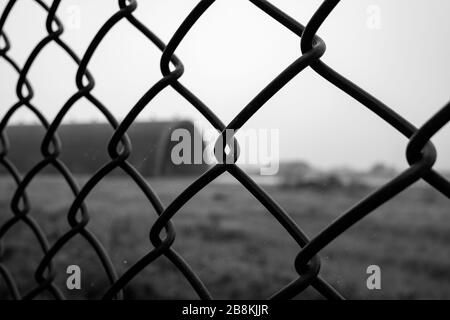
[[1, 121, 209, 177]]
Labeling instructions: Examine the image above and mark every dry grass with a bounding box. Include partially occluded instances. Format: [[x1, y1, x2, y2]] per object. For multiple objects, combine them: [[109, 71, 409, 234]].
[[0, 174, 449, 299]]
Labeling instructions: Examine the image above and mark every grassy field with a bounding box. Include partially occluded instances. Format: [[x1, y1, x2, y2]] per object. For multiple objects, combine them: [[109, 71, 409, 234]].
[[0, 174, 449, 300]]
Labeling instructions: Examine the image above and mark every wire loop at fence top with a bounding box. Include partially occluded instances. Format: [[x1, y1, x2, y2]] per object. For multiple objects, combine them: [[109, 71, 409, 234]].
[[0, 0, 449, 300]]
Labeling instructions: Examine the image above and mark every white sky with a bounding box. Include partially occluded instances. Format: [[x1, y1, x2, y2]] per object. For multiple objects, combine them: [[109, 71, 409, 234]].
[[0, 0, 449, 170]]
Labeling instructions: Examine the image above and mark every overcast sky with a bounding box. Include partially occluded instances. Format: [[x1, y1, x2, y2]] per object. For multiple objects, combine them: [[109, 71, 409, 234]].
[[1, 0, 449, 171]]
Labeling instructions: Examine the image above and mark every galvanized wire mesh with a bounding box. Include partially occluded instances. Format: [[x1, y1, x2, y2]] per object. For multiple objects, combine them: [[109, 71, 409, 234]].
[[0, 0, 449, 300]]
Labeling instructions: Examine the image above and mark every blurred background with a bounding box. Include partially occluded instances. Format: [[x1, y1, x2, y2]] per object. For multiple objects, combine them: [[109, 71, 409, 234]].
[[0, 0, 449, 299]]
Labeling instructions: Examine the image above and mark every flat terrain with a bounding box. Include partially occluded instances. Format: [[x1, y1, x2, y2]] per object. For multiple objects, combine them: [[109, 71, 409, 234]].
[[0, 174, 449, 299]]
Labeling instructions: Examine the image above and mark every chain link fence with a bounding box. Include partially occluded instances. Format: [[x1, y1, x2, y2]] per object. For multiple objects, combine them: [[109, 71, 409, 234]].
[[0, 0, 449, 300]]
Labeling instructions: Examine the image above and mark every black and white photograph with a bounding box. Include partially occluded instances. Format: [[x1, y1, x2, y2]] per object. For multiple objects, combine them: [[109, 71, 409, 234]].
[[0, 0, 449, 312]]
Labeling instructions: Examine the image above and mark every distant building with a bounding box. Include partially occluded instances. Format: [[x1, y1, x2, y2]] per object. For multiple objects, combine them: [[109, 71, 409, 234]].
[[1, 121, 209, 177]]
